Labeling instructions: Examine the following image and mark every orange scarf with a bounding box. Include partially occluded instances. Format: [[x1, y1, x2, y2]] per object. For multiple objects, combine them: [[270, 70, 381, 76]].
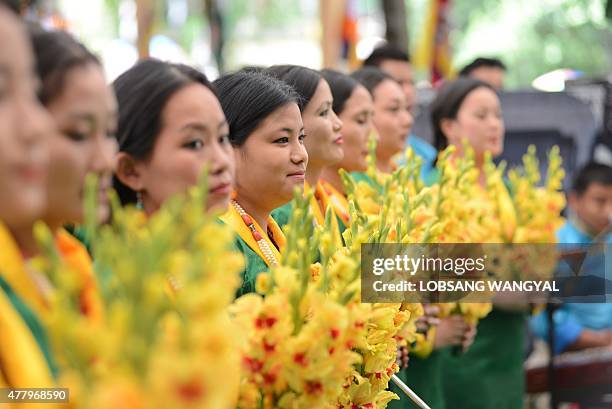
[[54, 229, 103, 322], [316, 180, 351, 226]]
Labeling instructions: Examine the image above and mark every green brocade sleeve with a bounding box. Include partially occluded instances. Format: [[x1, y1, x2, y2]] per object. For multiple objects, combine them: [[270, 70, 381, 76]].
[[271, 202, 294, 230], [233, 236, 269, 298], [350, 172, 381, 191], [273, 199, 347, 236]]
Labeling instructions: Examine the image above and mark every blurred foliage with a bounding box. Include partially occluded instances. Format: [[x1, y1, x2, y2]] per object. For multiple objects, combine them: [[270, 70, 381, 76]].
[[102, 0, 611, 88], [104, 0, 120, 36], [406, 0, 612, 88], [178, 14, 206, 53], [225, 0, 303, 38], [450, 0, 612, 88]]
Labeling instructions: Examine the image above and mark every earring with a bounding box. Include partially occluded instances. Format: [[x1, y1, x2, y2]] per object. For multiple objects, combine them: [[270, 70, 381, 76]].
[[136, 191, 143, 210]]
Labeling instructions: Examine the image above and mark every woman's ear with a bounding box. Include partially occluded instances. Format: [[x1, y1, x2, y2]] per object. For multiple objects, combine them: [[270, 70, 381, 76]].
[[440, 118, 459, 145], [115, 152, 144, 192]]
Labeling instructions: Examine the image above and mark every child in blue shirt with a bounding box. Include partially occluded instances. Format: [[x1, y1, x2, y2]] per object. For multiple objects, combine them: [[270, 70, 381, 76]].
[[531, 162, 612, 353]]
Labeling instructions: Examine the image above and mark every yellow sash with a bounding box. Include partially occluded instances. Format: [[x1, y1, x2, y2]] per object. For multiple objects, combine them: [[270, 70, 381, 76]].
[[0, 222, 55, 394], [0, 223, 47, 316], [220, 204, 286, 267]]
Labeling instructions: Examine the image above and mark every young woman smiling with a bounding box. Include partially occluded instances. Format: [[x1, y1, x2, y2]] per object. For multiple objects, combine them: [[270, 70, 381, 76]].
[[214, 70, 307, 296], [29, 28, 118, 321], [266, 65, 350, 235], [32, 29, 117, 230]]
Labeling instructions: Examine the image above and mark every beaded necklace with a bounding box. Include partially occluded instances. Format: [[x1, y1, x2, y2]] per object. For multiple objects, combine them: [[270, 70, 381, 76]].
[[231, 200, 279, 266]]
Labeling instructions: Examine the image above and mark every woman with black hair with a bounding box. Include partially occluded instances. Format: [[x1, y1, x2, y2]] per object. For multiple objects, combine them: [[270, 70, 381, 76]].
[[265, 65, 349, 232], [429, 77, 525, 409], [23, 28, 118, 323], [0, 4, 59, 391], [429, 76, 505, 185], [214, 70, 307, 296], [319, 69, 373, 194], [113, 59, 234, 215], [2, 25, 132, 391], [31, 28, 117, 231], [351, 66, 413, 174]]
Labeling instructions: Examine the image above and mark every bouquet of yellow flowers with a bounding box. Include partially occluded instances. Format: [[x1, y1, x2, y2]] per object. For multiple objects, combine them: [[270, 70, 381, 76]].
[[36, 176, 243, 409], [232, 191, 423, 409], [487, 146, 565, 282], [509, 145, 566, 243], [437, 147, 508, 243], [344, 141, 506, 246], [435, 303, 492, 325], [336, 209, 423, 408], [342, 142, 505, 347], [231, 193, 365, 408]]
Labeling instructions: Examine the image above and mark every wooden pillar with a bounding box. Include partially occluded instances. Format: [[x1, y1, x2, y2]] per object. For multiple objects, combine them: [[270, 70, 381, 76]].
[[320, 0, 347, 69], [136, 0, 155, 59], [382, 0, 409, 53]]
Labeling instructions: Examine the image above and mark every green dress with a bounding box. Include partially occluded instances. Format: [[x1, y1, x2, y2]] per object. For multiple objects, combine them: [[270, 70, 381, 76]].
[[271, 200, 347, 236], [389, 349, 449, 409], [443, 308, 526, 409], [350, 172, 382, 191], [271, 202, 292, 230], [407, 168, 526, 409], [233, 235, 270, 298], [436, 165, 524, 408]]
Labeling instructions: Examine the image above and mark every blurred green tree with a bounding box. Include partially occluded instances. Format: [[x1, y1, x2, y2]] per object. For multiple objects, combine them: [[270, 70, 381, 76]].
[[406, 0, 612, 88]]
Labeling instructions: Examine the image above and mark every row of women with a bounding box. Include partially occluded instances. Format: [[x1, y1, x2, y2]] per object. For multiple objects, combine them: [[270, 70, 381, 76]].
[[0, 4, 524, 409]]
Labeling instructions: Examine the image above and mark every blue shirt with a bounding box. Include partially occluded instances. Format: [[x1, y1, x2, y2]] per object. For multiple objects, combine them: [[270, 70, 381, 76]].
[[396, 134, 437, 181], [530, 219, 612, 353]]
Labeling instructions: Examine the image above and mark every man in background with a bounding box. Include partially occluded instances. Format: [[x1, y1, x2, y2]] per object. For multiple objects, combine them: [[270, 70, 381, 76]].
[[459, 57, 506, 90]]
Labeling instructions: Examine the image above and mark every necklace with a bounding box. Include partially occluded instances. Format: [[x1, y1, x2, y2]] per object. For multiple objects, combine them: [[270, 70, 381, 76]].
[[231, 200, 279, 266]]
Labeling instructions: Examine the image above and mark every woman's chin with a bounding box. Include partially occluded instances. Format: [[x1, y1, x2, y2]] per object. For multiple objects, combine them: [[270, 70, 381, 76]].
[[286, 177, 305, 190], [489, 146, 503, 158], [206, 198, 231, 215], [356, 161, 368, 172], [279, 185, 301, 204], [5, 198, 43, 229], [332, 145, 345, 162]]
